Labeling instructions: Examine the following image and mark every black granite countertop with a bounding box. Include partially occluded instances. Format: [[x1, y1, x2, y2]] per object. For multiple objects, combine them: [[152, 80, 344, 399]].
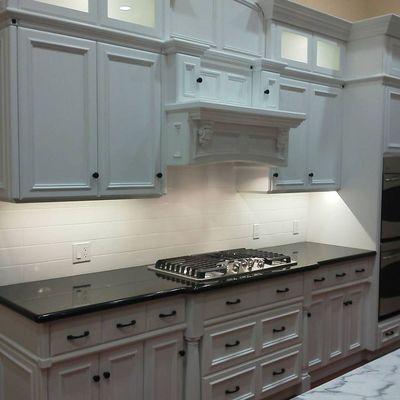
[[0, 242, 376, 323]]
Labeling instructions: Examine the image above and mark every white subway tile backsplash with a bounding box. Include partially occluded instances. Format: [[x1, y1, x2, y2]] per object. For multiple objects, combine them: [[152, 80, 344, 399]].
[[0, 165, 310, 285]]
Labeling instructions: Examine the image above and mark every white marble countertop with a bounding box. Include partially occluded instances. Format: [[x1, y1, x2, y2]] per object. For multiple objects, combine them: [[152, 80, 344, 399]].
[[294, 349, 400, 400]]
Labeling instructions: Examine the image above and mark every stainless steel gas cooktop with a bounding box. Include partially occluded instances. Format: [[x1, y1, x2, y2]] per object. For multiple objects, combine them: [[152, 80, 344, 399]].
[[149, 248, 297, 282]]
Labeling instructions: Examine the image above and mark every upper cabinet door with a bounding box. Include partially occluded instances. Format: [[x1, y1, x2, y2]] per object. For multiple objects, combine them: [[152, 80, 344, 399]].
[[20, 0, 97, 22], [97, 44, 162, 197], [270, 78, 309, 192], [308, 84, 342, 191], [100, 344, 144, 400], [313, 35, 344, 77], [168, 0, 217, 46], [99, 0, 163, 38], [220, 0, 264, 57], [18, 28, 98, 200]]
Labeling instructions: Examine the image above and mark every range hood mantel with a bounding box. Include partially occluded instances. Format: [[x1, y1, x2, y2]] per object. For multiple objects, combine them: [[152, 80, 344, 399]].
[[165, 101, 306, 166]]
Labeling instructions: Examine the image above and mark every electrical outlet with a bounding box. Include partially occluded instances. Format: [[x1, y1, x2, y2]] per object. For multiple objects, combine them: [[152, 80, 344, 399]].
[[253, 224, 261, 240], [73, 242, 91, 264], [293, 221, 300, 235]]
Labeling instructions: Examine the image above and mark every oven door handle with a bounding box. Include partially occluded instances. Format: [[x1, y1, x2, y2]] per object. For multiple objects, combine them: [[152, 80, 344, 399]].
[[384, 176, 400, 183], [382, 253, 400, 261]]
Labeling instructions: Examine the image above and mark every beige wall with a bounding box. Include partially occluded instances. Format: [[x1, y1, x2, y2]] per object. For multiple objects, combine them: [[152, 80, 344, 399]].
[[292, 0, 400, 21]]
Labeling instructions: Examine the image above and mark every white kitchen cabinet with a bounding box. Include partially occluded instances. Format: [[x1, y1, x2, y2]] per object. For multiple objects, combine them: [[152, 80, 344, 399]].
[[144, 332, 184, 400], [308, 84, 342, 190], [307, 296, 325, 370], [384, 86, 400, 153], [270, 78, 310, 191], [307, 284, 366, 369], [48, 355, 100, 400], [20, 0, 97, 23], [97, 43, 162, 197], [168, 0, 217, 46], [100, 344, 144, 400], [18, 28, 99, 200]]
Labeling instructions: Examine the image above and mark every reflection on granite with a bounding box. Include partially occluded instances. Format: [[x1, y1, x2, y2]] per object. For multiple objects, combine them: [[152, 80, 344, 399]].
[[0, 242, 376, 323], [294, 350, 400, 400]]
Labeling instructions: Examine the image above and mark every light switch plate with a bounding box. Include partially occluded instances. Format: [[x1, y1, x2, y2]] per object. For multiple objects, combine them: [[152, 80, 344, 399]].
[[253, 224, 261, 240], [73, 242, 91, 264], [293, 220, 300, 235]]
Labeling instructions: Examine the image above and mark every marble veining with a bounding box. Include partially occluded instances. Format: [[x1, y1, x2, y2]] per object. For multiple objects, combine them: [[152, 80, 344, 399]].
[[294, 350, 400, 400]]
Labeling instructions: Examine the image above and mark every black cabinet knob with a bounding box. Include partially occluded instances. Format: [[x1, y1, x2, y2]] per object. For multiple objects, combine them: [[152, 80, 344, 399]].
[[226, 299, 241, 305], [93, 375, 101, 383], [308, 173, 314, 178], [103, 372, 111, 380], [179, 350, 186, 357], [92, 172, 99, 179], [225, 386, 240, 395], [156, 172, 163, 179], [307, 312, 312, 318], [264, 89, 270, 94], [273, 173, 279, 178], [196, 77, 203, 83]]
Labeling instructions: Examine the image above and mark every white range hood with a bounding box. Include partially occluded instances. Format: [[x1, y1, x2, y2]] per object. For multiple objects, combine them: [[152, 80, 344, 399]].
[[165, 101, 306, 166]]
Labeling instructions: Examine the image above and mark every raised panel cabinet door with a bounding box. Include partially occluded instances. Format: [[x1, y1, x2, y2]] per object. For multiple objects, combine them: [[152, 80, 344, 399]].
[[270, 78, 309, 192], [308, 84, 342, 190], [385, 87, 400, 152], [18, 28, 98, 200], [97, 44, 162, 196], [144, 332, 184, 400], [99, 343, 144, 400], [345, 286, 365, 355], [326, 290, 346, 363], [48, 355, 100, 400], [169, 0, 217, 45], [307, 297, 325, 370]]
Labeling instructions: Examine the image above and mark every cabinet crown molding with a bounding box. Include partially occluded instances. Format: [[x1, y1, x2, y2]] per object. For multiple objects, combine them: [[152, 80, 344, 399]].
[[163, 38, 210, 57], [350, 14, 400, 41], [165, 101, 306, 167], [257, 0, 352, 41]]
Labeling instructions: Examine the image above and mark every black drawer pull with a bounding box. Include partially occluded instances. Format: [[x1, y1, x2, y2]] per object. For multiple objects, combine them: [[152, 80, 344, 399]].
[[196, 77, 203, 83], [276, 288, 290, 293], [225, 386, 240, 395], [264, 89, 270, 94], [225, 340, 240, 348], [116, 320, 136, 329], [103, 372, 111, 380], [314, 277, 326, 282], [385, 330, 395, 337], [273, 368, 286, 376], [307, 312, 312, 318], [336, 273, 346, 278], [355, 269, 366, 273], [93, 375, 100, 383], [67, 331, 90, 341], [344, 300, 353, 306], [179, 350, 186, 357], [226, 299, 241, 305], [159, 310, 177, 319], [273, 326, 286, 333]]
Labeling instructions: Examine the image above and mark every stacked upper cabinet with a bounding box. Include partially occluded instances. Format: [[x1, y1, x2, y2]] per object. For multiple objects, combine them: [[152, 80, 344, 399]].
[[16, 28, 162, 200], [269, 24, 344, 192]]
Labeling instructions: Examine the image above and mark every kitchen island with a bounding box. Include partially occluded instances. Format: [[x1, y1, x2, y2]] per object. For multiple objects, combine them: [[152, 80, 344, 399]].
[[295, 349, 400, 399]]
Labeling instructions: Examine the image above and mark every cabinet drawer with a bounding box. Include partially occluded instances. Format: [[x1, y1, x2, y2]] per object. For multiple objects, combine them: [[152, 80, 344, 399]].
[[202, 365, 257, 400], [102, 305, 146, 342], [203, 284, 258, 320], [202, 319, 257, 374], [261, 304, 302, 353], [50, 315, 102, 356], [146, 297, 185, 331], [378, 320, 400, 348], [348, 260, 373, 281], [259, 275, 303, 305], [260, 347, 301, 396]]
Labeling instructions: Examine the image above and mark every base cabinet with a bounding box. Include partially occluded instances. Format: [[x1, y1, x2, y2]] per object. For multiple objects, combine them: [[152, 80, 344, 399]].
[[307, 285, 366, 369], [48, 333, 183, 400]]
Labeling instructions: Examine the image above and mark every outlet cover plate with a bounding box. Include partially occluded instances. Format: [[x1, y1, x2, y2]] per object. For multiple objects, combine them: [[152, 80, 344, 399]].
[[73, 242, 91, 264]]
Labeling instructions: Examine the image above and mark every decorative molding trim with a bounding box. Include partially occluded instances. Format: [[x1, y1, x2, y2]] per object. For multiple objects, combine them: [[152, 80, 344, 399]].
[[163, 38, 210, 57], [4, 8, 164, 53], [257, 0, 352, 41], [253, 57, 288, 73], [350, 14, 400, 41], [234, 0, 261, 12], [282, 67, 345, 88], [203, 49, 255, 68], [345, 74, 400, 89]]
